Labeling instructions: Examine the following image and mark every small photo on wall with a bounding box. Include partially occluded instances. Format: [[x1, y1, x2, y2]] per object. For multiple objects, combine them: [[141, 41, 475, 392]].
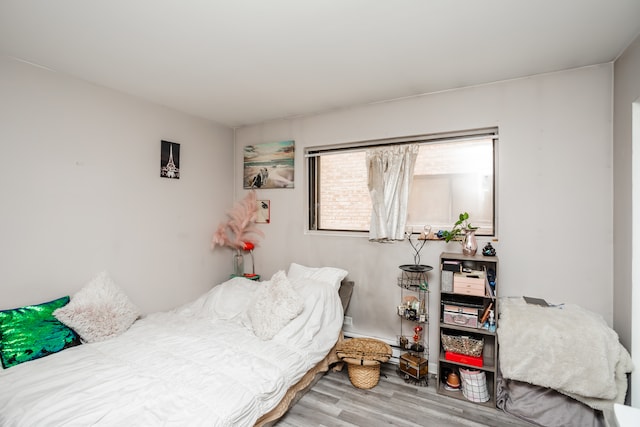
[[256, 200, 270, 223], [243, 140, 294, 189], [160, 140, 180, 179]]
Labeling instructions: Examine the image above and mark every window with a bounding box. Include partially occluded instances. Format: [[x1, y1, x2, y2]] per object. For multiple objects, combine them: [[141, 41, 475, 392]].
[[307, 129, 496, 236]]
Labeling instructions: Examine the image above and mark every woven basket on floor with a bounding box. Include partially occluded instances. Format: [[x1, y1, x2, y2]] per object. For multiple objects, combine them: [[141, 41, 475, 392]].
[[336, 338, 392, 389]]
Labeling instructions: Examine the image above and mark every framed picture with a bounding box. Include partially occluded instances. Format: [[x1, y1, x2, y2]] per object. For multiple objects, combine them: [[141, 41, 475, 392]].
[[256, 200, 270, 223], [243, 140, 294, 189], [160, 140, 180, 179]]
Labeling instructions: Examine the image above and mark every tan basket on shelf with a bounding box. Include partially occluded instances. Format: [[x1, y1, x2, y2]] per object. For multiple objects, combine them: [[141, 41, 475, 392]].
[[441, 332, 484, 357], [336, 338, 392, 389]]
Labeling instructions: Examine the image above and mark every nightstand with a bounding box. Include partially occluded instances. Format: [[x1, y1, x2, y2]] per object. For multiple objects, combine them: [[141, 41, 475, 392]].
[[230, 274, 261, 281]]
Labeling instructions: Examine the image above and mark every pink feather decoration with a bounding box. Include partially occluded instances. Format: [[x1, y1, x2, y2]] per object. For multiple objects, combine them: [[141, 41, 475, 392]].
[[211, 190, 264, 250]]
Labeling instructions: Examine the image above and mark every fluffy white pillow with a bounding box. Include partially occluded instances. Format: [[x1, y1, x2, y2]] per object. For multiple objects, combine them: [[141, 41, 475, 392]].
[[54, 271, 140, 343], [247, 271, 304, 340], [287, 263, 348, 290]]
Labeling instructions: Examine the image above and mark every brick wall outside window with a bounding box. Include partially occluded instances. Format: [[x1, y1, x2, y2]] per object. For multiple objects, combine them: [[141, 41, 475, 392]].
[[319, 151, 370, 230]]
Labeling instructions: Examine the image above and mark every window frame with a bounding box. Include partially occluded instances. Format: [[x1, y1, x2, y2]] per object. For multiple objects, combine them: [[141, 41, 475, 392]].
[[306, 128, 498, 237]]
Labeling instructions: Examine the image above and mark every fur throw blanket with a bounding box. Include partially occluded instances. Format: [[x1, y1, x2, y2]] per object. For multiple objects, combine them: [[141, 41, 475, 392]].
[[498, 297, 633, 411]]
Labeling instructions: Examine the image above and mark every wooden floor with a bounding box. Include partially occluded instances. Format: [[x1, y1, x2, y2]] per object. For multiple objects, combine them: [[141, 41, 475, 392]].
[[275, 364, 535, 427]]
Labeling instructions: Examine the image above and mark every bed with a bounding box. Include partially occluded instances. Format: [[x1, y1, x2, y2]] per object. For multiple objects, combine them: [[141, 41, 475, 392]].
[[496, 297, 633, 427], [0, 264, 353, 426]]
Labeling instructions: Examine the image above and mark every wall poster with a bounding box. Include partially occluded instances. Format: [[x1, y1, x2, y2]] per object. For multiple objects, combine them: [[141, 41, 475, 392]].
[[256, 200, 270, 223], [243, 140, 294, 189], [160, 140, 180, 179]]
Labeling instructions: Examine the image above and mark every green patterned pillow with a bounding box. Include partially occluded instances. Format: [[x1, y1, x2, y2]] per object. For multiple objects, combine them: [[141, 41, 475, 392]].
[[0, 296, 81, 368]]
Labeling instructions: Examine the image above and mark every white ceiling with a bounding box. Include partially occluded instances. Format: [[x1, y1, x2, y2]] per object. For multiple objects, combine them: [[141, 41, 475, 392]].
[[1, 1, 640, 128]]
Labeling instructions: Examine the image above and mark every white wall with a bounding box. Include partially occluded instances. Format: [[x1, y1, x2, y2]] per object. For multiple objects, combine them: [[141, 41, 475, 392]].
[[235, 65, 614, 368], [0, 56, 235, 313], [613, 32, 640, 406], [1, 52, 617, 376]]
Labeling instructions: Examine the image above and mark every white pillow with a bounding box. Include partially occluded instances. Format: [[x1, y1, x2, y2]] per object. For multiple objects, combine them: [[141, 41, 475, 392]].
[[287, 263, 348, 290], [53, 271, 140, 343], [247, 271, 304, 340], [173, 277, 261, 322], [188, 277, 258, 320]]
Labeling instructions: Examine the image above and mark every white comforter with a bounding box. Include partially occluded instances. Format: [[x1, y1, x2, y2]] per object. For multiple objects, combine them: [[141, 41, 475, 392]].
[[0, 276, 343, 426]]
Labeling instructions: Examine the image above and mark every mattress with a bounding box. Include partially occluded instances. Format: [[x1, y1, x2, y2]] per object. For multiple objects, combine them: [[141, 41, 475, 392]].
[[0, 275, 344, 426]]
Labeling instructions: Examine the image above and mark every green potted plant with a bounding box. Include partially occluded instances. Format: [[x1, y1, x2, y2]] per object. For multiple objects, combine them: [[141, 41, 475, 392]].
[[441, 212, 479, 255]]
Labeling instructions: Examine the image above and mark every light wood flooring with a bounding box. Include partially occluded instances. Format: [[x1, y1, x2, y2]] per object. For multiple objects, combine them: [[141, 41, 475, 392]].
[[275, 364, 535, 427]]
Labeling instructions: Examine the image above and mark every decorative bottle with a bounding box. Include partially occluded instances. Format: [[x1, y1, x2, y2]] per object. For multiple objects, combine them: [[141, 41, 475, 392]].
[[488, 310, 496, 332], [233, 250, 244, 276]]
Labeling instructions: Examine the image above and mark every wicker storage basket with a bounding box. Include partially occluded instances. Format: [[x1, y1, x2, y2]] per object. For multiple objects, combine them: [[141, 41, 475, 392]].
[[441, 332, 484, 357], [336, 338, 392, 389]]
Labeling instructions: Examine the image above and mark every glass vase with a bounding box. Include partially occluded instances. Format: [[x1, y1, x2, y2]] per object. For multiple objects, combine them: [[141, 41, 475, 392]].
[[233, 251, 244, 276], [462, 229, 478, 256]]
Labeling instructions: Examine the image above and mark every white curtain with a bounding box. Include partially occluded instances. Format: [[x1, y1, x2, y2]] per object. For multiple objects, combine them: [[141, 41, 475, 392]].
[[367, 144, 419, 242]]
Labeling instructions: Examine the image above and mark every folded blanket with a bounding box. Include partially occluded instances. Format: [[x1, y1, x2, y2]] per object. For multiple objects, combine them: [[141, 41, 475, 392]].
[[498, 297, 633, 411]]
